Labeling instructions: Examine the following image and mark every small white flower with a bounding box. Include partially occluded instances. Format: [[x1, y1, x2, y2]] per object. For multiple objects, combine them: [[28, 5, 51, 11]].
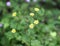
[[33, 0, 37, 2], [25, 0, 30, 2], [6, 1, 11, 6]]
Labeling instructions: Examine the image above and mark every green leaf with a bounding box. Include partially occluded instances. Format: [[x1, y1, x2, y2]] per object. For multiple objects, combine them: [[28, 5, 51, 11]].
[[1, 18, 9, 29], [31, 40, 41, 46]]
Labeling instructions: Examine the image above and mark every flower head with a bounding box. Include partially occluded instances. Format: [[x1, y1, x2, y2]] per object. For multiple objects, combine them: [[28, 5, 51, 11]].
[[50, 32, 57, 37], [30, 13, 34, 16], [58, 16, 60, 20], [29, 24, 34, 29], [6, 1, 11, 6], [25, 0, 30, 2], [34, 8, 39, 12], [11, 29, 16, 33], [34, 20, 39, 24], [12, 12, 17, 17], [0, 23, 3, 28], [33, 0, 37, 2]]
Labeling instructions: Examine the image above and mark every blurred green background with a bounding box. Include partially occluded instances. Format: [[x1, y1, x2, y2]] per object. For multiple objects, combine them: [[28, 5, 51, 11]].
[[0, 0, 60, 46]]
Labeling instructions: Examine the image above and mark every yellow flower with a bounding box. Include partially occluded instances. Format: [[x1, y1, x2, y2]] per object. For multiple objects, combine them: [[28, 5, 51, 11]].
[[12, 12, 17, 17], [58, 16, 60, 20], [34, 8, 39, 11], [50, 32, 57, 37], [30, 13, 34, 16], [11, 29, 16, 33], [34, 20, 39, 24], [29, 24, 34, 29]]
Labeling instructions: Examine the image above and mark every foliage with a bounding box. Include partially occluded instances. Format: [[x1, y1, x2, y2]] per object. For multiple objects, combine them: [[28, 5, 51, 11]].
[[0, 0, 60, 46]]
